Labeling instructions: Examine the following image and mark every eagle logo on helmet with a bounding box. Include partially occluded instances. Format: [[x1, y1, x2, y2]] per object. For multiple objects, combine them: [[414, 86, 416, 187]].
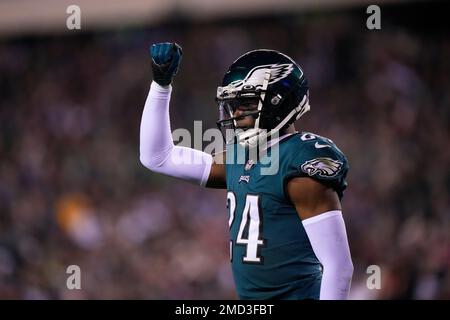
[[300, 157, 343, 178], [229, 63, 295, 89]]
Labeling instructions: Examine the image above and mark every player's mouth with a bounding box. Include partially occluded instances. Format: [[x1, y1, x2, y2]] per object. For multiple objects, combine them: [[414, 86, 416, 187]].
[[217, 110, 259, 129]]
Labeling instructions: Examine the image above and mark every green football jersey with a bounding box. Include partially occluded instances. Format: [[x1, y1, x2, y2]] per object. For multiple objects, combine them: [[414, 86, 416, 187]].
[[225, 132, 349, 299]]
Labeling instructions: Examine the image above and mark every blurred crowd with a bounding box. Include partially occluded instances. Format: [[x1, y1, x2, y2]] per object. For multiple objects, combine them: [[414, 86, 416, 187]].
[[0, 5, 449, 299]]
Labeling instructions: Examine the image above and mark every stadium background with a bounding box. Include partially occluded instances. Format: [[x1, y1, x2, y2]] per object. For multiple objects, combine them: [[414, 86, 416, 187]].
[[0, 0, 449, 299]]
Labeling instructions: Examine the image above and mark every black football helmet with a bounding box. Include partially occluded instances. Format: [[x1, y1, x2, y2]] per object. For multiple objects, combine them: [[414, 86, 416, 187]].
[[216, 49, 310, 147]]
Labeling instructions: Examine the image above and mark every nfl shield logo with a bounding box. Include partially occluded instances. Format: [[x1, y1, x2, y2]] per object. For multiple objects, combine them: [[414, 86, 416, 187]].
[[245, 159, 255, 171]]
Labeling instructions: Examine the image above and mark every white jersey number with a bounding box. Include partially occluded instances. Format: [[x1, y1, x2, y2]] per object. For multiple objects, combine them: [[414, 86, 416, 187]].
[[227, 192, 264, 264]]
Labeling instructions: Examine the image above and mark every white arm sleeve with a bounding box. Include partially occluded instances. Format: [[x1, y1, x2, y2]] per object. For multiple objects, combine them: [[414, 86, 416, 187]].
[[302, 210, 354, 300], [139, 81, 213, 187]]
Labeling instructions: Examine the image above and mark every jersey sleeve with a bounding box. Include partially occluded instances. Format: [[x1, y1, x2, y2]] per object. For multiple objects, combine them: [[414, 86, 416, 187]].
[[283, 135, 349, 200]]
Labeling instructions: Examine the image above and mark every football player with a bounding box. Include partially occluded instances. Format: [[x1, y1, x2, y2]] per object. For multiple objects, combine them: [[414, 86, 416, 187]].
[[140, 42, 353, 299]]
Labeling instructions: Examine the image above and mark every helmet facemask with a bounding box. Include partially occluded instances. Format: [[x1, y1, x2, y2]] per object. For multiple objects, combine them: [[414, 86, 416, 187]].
[[216, 69, 270, 147], [216, 98, 261, 146]]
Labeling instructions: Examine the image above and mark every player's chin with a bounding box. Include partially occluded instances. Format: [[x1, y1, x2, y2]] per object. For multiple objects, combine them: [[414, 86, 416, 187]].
[[235, 120, 255, 130], [235, 126, 253, 131]]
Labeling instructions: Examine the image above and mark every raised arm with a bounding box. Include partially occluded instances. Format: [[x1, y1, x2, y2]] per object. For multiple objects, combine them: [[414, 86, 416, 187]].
[[139, 42, 226, 188]]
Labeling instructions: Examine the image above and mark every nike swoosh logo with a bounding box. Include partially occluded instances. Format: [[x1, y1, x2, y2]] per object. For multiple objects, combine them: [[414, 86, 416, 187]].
[[315, 142, 331, 149]]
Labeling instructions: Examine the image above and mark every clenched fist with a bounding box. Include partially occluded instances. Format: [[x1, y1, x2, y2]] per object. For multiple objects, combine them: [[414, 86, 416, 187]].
[[150, 42, 183, 86]]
